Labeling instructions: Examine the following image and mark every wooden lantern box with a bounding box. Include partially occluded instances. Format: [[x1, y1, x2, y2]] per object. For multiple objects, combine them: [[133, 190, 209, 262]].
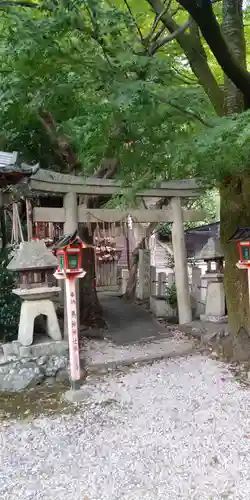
[[18, 268, 56, 289], [55, 236, 88, 275], [229, 227, 250, 267], [237, 241, 250, 265]]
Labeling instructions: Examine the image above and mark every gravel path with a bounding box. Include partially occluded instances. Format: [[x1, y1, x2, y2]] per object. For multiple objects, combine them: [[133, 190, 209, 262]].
[[1, 354, 250, 500]]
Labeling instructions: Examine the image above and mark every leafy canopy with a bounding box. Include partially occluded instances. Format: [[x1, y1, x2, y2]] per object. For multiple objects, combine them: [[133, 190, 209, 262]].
[[0, 0, 249, 189]]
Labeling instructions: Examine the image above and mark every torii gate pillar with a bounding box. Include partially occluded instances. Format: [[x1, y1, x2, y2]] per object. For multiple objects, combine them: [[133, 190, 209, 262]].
[[171, 197, 192, 324], [63, 192, 79, 338]]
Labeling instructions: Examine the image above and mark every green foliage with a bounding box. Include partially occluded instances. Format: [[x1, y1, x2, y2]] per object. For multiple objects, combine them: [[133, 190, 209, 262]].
[[166, 283, 177, 309], [0, 0, 249, 194], [157, 222, 172, 240], [0, 249, 20, 342], [0, 0, 214, 185]]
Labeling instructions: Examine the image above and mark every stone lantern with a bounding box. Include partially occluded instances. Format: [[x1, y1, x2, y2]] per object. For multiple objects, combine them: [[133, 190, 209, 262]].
[[196, 237, 226, 322], [7, 240, 62, 346]]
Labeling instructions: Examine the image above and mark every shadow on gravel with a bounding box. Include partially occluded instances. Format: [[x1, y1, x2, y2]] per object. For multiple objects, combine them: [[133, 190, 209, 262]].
[[0, 382, 75, 421]]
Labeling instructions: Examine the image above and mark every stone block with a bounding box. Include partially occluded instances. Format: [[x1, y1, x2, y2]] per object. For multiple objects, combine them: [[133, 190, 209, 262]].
[[150, 296, 176, 318], [23, 340, 68, 358], [19, 346, 32, 358], [1, 342, 16, 360]]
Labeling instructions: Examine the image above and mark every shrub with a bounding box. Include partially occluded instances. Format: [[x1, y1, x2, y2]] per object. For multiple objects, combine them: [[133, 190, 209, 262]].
[[166, 283, 177, 309], [0, 248, 20, 342]]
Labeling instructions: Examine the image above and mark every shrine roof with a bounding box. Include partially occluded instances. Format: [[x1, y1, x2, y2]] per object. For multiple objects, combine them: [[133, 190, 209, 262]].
[[228, 227, 250, 241], [0, 151, 39, 187], [195, 236, 223, 260]]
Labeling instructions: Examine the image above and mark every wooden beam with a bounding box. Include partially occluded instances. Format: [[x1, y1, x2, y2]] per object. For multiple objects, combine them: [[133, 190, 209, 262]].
[[30, 169, 203, 198], [33, 206, 205, 224]]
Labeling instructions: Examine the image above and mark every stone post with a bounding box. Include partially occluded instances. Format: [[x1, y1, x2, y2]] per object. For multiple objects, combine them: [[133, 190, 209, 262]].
[[171, 197, 192, 324], [63, 192, 78, 338], [25, 199, 33, 240], [150, 265, 157, 296], [200, 275, 207, 315], [191, 266, 201, 318], [120, 268, 129, 295], [158, 272, 166, 296], [137, 249, 150, 300], [167, 271, 175, 288]]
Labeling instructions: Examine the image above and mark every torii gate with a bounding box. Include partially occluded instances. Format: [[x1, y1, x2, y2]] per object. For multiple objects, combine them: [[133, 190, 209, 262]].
[[28, 169, 204, 325]]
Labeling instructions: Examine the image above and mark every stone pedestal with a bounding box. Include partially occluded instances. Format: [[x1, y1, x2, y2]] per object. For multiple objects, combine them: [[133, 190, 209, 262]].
[[13, 287, 62, 346], [150, 296, 176, 318], [200, 273, 225, 322]]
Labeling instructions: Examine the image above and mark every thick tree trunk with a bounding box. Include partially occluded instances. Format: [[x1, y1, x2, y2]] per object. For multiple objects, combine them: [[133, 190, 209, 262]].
[[78, 225, 106, 329], [219, 0, 249, 346], [220, 176, 250, 335]]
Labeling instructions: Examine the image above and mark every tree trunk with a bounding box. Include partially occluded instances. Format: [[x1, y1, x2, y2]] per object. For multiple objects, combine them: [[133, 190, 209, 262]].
[[124, 237, 146, 300], [78, 224, 106, 329], [219, 0, 250, 353], [220, 176, 250, 333]]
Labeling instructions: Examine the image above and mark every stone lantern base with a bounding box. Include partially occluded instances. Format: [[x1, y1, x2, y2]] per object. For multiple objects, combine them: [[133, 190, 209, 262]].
[[13, 286, 62, 347], [200, 272, 226, 323]]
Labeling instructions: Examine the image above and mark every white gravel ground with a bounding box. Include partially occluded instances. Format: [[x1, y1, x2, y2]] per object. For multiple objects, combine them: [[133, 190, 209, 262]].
[[1, 354, 250, 500]]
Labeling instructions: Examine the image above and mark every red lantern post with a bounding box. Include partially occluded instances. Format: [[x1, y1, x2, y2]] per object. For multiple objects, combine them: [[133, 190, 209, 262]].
[[229, 228, 250, 308], [54, 233, 88, 390]]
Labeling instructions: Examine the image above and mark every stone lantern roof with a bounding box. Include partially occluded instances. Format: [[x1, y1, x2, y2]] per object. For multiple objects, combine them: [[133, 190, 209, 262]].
[[7, 240, 58, 271], [195, 237, 224, 261]]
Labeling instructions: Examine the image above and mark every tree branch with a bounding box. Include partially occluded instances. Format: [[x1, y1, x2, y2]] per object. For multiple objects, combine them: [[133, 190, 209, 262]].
[[38, 110, 81, 173], [154, 94, 214, 127], [123, 0, 144, 43], [0, 0, 38, 6], [146, 0, 224, 115], [222, 0, 246, 114], [177, 0, 250, 109], [150, 0, 172, 35], [149, 18, 192, 54]]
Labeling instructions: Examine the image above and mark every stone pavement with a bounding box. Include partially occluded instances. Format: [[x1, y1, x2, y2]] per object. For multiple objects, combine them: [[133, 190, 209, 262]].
[[83, 334, 195, 374], [96, 292, 167, 345], [79, 292, 195, 376]]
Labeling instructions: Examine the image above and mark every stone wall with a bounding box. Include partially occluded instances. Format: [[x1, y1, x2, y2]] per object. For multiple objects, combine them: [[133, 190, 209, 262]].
[[0, 340, 69, 392]]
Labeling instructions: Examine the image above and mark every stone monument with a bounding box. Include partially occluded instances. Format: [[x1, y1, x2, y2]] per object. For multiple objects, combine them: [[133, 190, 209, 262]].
[[196, 237, 226, 322], [137, 249, 151, 300], [8, 240, 62, 346]]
